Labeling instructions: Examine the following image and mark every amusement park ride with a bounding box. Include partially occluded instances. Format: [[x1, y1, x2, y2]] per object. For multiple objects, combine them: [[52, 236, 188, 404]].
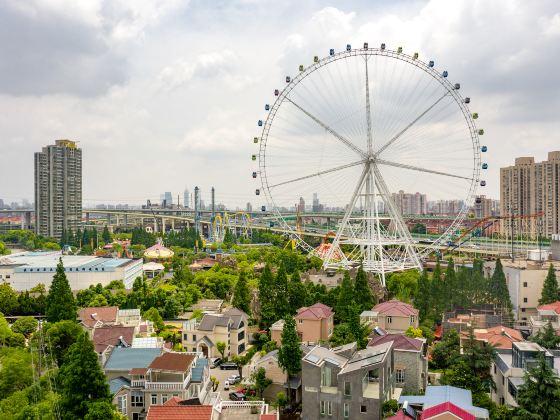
[[252, 42, 488, 285]]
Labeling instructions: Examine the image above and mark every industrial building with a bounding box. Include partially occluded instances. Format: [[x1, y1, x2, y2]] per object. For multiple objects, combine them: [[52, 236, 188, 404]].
[[0, 251, 142, 291]]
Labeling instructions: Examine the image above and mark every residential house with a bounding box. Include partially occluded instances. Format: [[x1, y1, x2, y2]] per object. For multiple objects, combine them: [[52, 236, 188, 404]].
[[119, 308, 142, 326], [398, 385, 489, 419], [252, 344, 312, 402], [189, 299, 224, 314], [93, 325, 136, 364], [460, 326, 524, 350], [387, 402, 479, 420], [295, 303, 334, 344], [529, 301, 560, 334], [78, 306, 119, 333], [146, 398, 213, 420], [301, 341, 396, 420], [369, 334, 428, 394], [104, 347, 162, 381], [112, 352, 210, 420], [270, 319, 285, 346], [361, 300, 419, 333], [491, 341, 559, 406], [182, 308, 248, 357]]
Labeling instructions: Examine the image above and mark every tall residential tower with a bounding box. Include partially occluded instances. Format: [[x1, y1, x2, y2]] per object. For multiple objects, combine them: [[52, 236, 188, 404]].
[[34, 140, 82, 239]]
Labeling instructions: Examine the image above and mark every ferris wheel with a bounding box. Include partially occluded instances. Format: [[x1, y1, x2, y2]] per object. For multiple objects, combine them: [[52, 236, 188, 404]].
[[253, 43, 487, 285]]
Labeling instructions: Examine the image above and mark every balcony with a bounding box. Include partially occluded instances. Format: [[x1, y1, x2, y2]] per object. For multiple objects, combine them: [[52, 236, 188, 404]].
[[131, 379, 145, 387], [144, 381, 185, 391]]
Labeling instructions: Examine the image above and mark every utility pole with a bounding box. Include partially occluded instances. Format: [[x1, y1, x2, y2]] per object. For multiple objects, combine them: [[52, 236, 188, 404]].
[[211, 187, 216, 241], [509, 204, 515, 263], [194, 186, 200, 236]]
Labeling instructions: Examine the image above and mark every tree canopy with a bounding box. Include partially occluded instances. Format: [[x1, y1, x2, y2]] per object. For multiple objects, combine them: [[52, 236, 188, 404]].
[[46, 258, 77, 323]]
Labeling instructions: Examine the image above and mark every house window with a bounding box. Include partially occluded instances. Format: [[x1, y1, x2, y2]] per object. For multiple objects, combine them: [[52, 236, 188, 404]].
[[344, 381, 351, 396], [523, 297, 528, 303], [523, 282, 528, 287], [133, 414, 140, 420], [183, 333, 188, 340], [396, 369, 405, 383], [193, 334, 197, 341], [151, 394, 157, 405], [521, 308, 526, 312], [238, 331, 245, 341], [387, 316, 392, 324], [161, 394, 169, 404], [327, 401, 332, 416], [320, 400, 326, 415], [343, 403, 349, 418], [361, 405, 367, 413], [117, 395, 127, 414], [321, 366, 332, 387], [298, 319, 303, 324], [410, 316, 415, 323], [131, 391, 143, 407]]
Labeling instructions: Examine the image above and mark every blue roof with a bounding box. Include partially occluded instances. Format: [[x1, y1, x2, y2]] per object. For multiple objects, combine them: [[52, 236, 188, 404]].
[[191, 358, 208, 382], [104, 347, 161, 370], [109, 376, 130, 394], [399, 386, 489, 419]]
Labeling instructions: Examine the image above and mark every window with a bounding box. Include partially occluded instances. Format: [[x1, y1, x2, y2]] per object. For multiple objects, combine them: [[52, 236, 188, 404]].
[[131, 391, 143, 407], [161, 394, 169, 404], [410, 316, 415, 323], [396, 369, 405, 383], [320, 400, 326, 415], [183, 333, 188, 340], [523, 297, 528, 303], [521, 308, 526, 312], [298, 319, 303, 324], [133, 414, 140, 420], [117, 395, 127, 414], [321, 366, 332, 386], [523, 282, 528, 287], [387, 316, 392, 324], [238, 331, 245, 341], [193, 334, 197, 341], [320, 400, 332, 416], [361, 405, 367, 413], [343, 403, 349, 418], [344, 381, 351, 396], [151, 394, 157, 405]]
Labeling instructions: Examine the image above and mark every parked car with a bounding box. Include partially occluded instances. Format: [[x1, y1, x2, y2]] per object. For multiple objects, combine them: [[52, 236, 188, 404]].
[[227, 375, 241, 384], [210, 358, 222, 369], [229, 392, 246, 401], [220, 362, 238, 370], [223, 381, 230, 390]]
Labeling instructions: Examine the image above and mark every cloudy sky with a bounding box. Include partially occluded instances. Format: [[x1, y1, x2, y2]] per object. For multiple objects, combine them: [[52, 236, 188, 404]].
[[1, 0, 559, 209]]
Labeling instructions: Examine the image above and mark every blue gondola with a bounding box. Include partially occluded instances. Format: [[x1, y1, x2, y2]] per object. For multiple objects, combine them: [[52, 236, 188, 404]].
[[482, 163, 488, 169], [258, 120, 263, 127], [286, 76, 291, 83], [464, 97, 470, 104], [481, 146, 487, 152], [364, 42, 368, 49], [346, 44, 351, 51], [274, 89, 279, 96], [330, 48, 335, 56], [429, 60, 434, 67], [253, 137, 258, 143], [454, 83, 460, 90], [442, 70, 448, 77], [475, 197, 482, 204], [261, 206, 266, 212], [480, 181, 486, 187], [380, 43, 386, 50], [252, 172, 257, 178], [265, 104, 270, 111], [478, 129, 484, 135], [255, 189, 260, 195]]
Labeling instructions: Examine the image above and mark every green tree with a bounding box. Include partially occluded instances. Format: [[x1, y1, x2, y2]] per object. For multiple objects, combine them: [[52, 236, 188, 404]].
[[18, 291, 35, 315], [405, 326, 423, 338], [251, 367, 273, 399], [216, 341, 227, 360], [539, 264, 560, 305], [258, 264, 276, 328], [210, 376, 219, 392], [444, 259, 456, 310], [0, 283, 18, 315], [84, 401, 122, 420], [144, 307, 164, 332], [274, 261, 291, 319], [531, 321, 560, 349], [46, 258, 77, 322], [44, 320, 83, 367], [101, 226, 111, 244], [347, 304, 370, 349], [461, 328, 496, 390], [0, 240, 9, 255], [336, 271, 354, 322], [354, 264, 375, 312], [277, 316, 302, 405], [513, 355, 560, 420], [415, 270, 432, 322], [288, 269, 307, 313], [431, 329, 460, 370], [59, 332, 111, 418], [0, 348, 33, 397], [489, 259, 513, 313], [11, 316, 38, 337], [232, 270, 251, 315]]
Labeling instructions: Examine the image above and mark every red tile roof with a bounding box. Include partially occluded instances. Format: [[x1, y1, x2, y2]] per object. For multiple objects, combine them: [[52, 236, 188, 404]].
[[538, 301, 560, 315], [369, 334, 423, 351], [421, 401, 476, 419], [92, 326, 135, 353], [296, 303, 334, 320], [373, 300, 418, 317], [163, 397, 182, 406], [130, 368, 148, 375], [147, 405, 212, 420], [260, 415, 277, 420], [463, 326, 523, 349], [78, 306, 119, 328], [148, 352, 195, 372]]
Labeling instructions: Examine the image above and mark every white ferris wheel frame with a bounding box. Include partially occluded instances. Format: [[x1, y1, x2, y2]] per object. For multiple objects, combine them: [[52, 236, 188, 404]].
[[257, 46, 482, 278]]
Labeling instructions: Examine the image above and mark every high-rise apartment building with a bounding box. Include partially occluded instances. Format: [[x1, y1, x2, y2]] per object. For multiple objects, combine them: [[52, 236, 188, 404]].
[[500, 152, 560, 237], [474, 195, 500, 219], [183, 188, 190, 208], [391, 190, 427, 215], [34, 140, 82, 239]]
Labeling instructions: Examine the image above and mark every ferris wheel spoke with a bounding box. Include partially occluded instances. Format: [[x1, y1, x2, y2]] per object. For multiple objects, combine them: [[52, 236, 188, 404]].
[[268, 159, 366, 189], [365, 57, 373, 155], [374, 91, 450, 157], [375, 158, 474, 181], [284, 97, 367, 158]]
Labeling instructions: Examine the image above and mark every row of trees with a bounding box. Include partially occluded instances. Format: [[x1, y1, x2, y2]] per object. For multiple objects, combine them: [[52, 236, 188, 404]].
[[0, 230, 60, 251]]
